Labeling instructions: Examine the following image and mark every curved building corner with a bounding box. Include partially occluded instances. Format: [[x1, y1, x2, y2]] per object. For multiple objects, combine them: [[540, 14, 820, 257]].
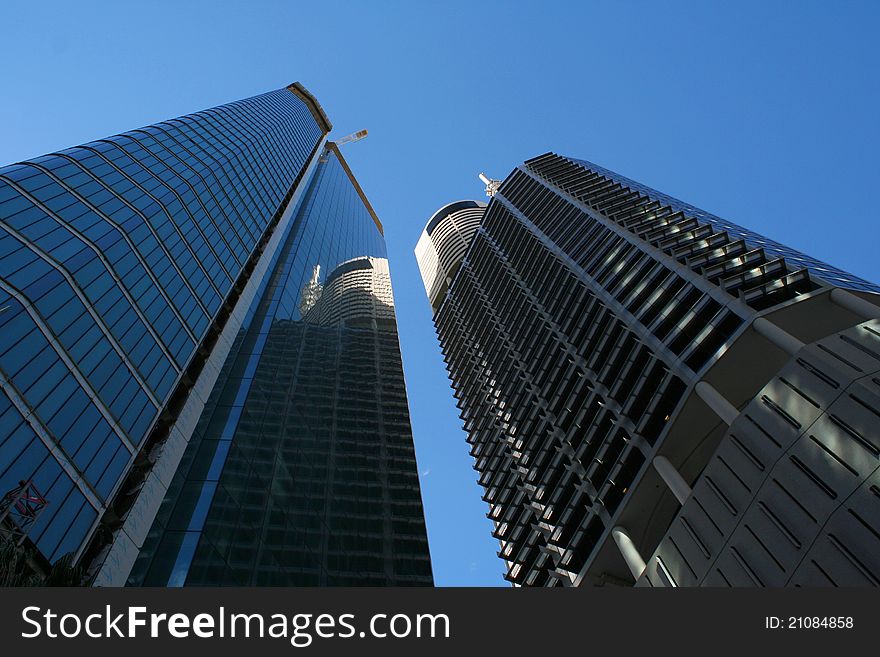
[[415, 200, 487, 312]]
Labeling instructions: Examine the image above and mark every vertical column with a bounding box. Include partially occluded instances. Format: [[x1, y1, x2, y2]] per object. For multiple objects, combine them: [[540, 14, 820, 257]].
[[829, 288, 880, 318], [695, 381, 739, 426], [652, 456, 692, 505], [752, 317, 804, 355], [612, 526, 646, 580]]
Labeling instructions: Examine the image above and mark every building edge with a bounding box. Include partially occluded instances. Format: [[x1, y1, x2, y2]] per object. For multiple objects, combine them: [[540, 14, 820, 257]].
[[287, 82, 333, 134]]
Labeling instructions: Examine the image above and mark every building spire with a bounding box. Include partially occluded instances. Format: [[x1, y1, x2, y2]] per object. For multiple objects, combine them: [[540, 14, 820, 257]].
[[479, 172, 501, 197]]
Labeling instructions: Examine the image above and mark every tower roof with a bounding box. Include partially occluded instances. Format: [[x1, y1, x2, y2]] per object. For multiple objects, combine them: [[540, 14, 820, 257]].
[[286, 81, 333, 134], [425, 200, 486, 235]]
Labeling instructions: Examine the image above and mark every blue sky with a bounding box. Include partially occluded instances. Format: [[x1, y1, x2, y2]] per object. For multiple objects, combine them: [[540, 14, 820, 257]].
[[1, 1, 878, 586]]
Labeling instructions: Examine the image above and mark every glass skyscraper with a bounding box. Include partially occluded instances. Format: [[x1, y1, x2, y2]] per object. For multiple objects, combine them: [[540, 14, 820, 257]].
[[0, 83, 432, 586], [416, 153, 880, 586]]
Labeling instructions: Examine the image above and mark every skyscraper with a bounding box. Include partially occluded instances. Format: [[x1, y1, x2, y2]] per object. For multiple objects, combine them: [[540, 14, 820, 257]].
[[0, 83, 432, 587], [416, 152, 880, 587]]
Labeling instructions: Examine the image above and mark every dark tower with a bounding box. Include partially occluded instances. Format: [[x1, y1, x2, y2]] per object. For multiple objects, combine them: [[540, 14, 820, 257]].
[[416, 153, 880, 587]]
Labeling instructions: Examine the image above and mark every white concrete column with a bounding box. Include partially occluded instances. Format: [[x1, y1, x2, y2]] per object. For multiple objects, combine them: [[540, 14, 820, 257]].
[[753, 317, 804, 355], [830, 288, 880, 318], [652, 455, 692, 505], [695, 381, 739, 426], [612, 526, 646, 580]]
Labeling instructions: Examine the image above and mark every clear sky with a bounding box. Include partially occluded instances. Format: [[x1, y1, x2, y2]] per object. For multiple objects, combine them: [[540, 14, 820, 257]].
[[1, 1, 878, 586]]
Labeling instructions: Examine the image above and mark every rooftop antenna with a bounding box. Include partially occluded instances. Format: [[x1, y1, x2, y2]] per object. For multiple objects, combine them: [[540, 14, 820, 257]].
[[321, 129, 368, 162], [479, 173, 501, 198]]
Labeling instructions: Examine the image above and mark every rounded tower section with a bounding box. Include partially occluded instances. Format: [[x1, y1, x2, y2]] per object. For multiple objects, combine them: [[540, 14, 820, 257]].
[[414, 200, 487, 311]]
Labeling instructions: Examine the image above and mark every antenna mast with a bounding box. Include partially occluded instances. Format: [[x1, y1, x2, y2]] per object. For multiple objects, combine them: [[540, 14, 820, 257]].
[[479, 173, 501, 197]]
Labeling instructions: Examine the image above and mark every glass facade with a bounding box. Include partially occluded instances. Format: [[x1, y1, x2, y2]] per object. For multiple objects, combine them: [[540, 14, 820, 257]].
[[129, 147, 433, 586], [0, 86, 324, 567]]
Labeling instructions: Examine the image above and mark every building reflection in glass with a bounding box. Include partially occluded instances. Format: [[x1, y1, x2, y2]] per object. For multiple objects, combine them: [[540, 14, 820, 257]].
[[129, 147, 433, 586]]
